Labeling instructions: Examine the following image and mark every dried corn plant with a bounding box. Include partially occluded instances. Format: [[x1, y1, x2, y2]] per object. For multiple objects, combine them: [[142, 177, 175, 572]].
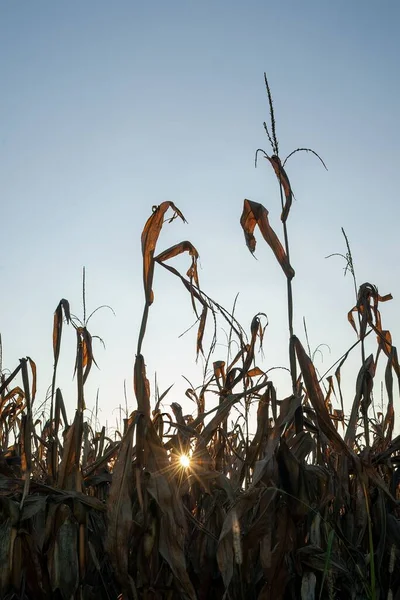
[[0, 75, 399, 600]]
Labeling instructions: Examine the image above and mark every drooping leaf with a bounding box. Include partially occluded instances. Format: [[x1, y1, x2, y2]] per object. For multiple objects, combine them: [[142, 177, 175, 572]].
[[52, 299, 71, 366], [293, 336, 357, 459], [57, 410, 83, 490], [19, 413, 32, 508], [141, 202, 186, 306], [344, 354, 375, 448], [196, 305, 207, 358], [240, 199, 295, 280], [266, 155, 293, 222], [155, 240, 200, 288]]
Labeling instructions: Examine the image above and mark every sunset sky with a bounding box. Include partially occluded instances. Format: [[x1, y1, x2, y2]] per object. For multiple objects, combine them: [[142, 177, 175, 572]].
[[1, 1, 399, 431]]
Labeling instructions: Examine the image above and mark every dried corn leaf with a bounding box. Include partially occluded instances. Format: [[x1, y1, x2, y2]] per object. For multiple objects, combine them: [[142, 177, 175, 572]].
[[19, 401, 32, 509], [155, 240, 200, 287], [252, 393, 301, 486], [198, 385, 267, 448], [196, 305, 207, 358], [74, 327, 96, 387], [344, 354, 375, 447], [0, 363, 22, 396], [57, 410, 83, 490], [266, 155, 293, 222], [53, 299, 71, 366], [247, 366, 265, 378], [152, 259, 211, 357], [348, 283, 393, 340], [141, 201, 186, 306], [293, 336, 356, 459], [27, 357, 37, 405], [240, 199, 295, 280]]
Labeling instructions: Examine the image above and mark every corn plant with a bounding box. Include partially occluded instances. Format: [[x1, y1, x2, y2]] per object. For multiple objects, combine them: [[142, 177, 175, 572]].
[[0, 75, 399, 600]]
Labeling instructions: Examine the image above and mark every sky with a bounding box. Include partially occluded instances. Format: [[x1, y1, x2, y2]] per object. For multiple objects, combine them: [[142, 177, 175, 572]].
[[1, 1, 400, 435]]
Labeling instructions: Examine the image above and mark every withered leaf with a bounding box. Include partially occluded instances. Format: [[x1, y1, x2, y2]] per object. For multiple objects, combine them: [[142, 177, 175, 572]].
[[141, 201, 186, 306], [344, 354, 375, 448], [266, 155, 293, 222], [293, 336, 356, 459], [240, 199, 295, 280], [53, 299, 71, 366], [57, 410, 83, 490], [196, 305, 207, 358], [155, 240, 200, 288]]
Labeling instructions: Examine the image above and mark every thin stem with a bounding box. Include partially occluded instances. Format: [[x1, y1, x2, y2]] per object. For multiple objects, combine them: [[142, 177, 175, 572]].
[[82, 266, 87, 325]]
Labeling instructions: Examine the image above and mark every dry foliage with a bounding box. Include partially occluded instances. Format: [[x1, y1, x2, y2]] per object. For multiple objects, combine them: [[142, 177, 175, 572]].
[[1, 76, 400, 600]]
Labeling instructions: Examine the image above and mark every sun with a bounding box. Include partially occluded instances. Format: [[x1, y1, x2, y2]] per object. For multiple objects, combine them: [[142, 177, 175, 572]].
[[179, 454, 190, 469]]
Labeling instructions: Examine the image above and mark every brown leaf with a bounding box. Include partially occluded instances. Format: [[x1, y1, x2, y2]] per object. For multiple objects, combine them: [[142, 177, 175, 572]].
[[247, 367, 265, 378], [19, 414, 32, 508], [57, 410, 83, 490], [74, 327, 95, 388], [252, 393, 302, 486], [52, 299, 71, 366], [266, 155, 293, 222], [155, 240, 200, 288], [384, 352, 395, 443], [378, 329, 393, 359], [196, 305, 207, 358], [293, 336, 356, 459], [141, 202, 186, 306], [344, 354, 375, 447], [0, 365, 23, 400], [197, 384, 267, 449], [27, 357, 37, 405], [151, 258, 212, 360], [240, 199, 295, 280], [245, 390, 271, 469], [349, 283, 393, 340]]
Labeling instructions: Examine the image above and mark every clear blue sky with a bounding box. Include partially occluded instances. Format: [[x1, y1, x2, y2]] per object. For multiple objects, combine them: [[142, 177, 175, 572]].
[[1, 1, 399, 432]]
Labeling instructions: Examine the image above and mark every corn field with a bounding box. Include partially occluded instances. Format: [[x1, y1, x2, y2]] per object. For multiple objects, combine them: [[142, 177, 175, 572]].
[[1, 76, 399, 600]]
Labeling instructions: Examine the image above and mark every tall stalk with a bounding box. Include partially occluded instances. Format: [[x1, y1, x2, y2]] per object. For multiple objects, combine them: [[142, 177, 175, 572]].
[[261, 74, 297, 393]]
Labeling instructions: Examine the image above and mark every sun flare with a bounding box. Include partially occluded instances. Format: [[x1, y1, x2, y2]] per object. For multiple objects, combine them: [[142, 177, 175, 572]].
[[179, 454, 190, 469]]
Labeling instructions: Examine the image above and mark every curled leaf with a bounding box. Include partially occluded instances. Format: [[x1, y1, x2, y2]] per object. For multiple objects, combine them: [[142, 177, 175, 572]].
[[155, 240, 200, 288], [240, 199, 295, 280], [141, 202, 186, 306], [267, 155, 293, 222]]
